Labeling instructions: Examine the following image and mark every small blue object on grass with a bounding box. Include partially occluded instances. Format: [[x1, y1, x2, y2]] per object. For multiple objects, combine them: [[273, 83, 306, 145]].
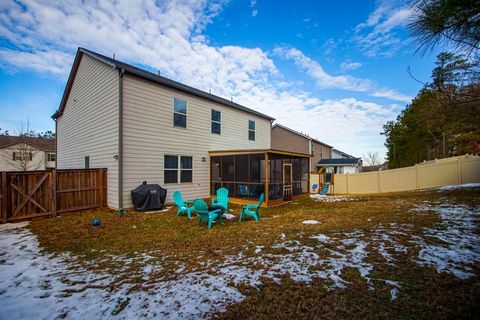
[[92, 218, 101, 226]]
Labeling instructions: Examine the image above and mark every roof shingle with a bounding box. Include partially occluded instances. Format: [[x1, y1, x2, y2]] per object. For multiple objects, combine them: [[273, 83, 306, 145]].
[[0, 136, 55, 152]]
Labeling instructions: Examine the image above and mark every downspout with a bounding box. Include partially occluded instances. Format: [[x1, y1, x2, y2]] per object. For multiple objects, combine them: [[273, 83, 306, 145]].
[[118, 68, 125, 211]]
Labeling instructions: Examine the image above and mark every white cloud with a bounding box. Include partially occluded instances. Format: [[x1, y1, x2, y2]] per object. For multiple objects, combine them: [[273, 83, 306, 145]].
[[354, 1, 413, 57], [250, 0, 258, 17], [371, 89, 412, 103], [274, 46, 372, 91], [340, 61, 362, 71], [0, 49, 72, 76], [274, 46, 411, 102], [0, 0, 407, 157]]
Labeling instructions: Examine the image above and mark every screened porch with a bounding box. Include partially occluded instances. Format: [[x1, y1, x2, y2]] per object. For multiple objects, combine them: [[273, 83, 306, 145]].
[[209, 149, 310, 206]]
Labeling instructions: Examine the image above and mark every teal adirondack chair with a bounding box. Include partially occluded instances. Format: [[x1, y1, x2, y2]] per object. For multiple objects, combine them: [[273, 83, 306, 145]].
[[239, 193, 264, 222], [211, 187, 229, 210], [173, 191, 195, 219], [193, 199, 223, 229]]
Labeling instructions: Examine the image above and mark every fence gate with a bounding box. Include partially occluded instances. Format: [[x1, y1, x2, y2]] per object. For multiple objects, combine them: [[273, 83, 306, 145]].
[[0, 169, 107, 223], [8, 171, 54, 222]]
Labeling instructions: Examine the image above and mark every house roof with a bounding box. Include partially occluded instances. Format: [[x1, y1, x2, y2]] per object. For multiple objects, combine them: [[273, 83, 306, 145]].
[[52, 47, 275, 121], [209, 148, 311, 158], [0, 136, 55, 152], [332, 148, 356, 158], [272, 123, 333, 148], [316, 158, 362, 167]]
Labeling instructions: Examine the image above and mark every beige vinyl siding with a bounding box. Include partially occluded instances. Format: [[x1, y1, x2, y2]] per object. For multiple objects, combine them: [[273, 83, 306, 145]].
[[56, 54, 119, 207], [122, 74, 271, 206], [311, 141, 332, 171], [271, 126, 309, 154], [0, 145, 46, 171]]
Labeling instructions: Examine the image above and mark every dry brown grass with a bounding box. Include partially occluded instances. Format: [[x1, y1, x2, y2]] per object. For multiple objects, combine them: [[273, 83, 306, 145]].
[[28, 188, 480, 319]]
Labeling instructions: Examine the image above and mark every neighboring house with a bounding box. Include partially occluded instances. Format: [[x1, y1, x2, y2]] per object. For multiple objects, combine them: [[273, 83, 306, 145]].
[[54, 48, 311, 209], [361, 162, 388, 172], [0, 136, 55, 171], [332, 148, 356, 159], [271, 123, 333, 172], [316, 149, 362, 174]]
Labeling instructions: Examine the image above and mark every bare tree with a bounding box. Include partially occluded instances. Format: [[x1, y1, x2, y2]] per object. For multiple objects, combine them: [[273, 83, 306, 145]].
[[6, 120, 44, 171], [362, 151, 382, 166]]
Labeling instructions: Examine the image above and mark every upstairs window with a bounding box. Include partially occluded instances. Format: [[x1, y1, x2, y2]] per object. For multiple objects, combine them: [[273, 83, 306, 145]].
[[173, 97, 187, 128], [211, 109, 221, 134], [47, 153, 56, 162], [248, 120, 255, 141], [12, 152, 32, 161]]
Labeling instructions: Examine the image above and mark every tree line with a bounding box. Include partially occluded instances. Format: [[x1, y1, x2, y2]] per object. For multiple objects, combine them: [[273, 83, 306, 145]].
[[382, 0, 480, 168]]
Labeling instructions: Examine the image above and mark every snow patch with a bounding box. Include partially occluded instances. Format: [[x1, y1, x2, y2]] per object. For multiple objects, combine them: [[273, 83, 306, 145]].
[[223, 213, 236, 220], [434, 183, 480, 191], [310, 194, 362, 202], [303, 220, 321, 225]]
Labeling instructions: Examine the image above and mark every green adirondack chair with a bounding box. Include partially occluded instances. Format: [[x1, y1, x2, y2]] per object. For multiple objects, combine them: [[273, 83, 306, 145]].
[[211, 187, 229, 210], [193, 199, 223, 229], [239, 193, 264, 222], [173, 191, 195, 219]]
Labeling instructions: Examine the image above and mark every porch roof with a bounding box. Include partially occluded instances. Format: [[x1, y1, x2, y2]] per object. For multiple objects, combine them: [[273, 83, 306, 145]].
[[208, 148, 311, 158]]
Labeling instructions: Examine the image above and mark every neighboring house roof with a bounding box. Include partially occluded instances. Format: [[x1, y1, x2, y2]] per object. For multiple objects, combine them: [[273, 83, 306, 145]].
[[52, 47, 275, 121], [0, 136, 55, 152], [332, 148, 356, 158], [316, 158, 362, 167], [272, 123, 333, 148]]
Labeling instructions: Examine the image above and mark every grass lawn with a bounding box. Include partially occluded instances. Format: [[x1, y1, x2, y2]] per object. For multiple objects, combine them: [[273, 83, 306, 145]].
[[2, 186, 480, 319]]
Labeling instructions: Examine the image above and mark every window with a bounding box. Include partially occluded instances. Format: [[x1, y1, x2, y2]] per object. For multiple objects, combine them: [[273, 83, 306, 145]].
[[211, 109, 221, 134], [173, 97, 187, 128], [13, 152, 33, 161], [248, 120, 255, 141], [180, 156, 193, 183], [47, 153, 56, 162], [164, 155, 193, 184], [320, 147, 323, 158], [85, 156, 90, 169]]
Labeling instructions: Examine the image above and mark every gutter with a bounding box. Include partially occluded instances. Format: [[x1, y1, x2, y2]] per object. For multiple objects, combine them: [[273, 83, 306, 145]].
[[118, 68, 125, 210]]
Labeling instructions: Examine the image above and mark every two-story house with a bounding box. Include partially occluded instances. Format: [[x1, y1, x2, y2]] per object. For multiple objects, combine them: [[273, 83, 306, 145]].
[[54, 48, 310, 208], [0, 136, 55, 171], [271, 123, 333, 172]]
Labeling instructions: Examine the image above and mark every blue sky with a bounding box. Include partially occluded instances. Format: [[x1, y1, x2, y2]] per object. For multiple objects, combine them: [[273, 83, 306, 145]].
[[0, 0, 440, 158]]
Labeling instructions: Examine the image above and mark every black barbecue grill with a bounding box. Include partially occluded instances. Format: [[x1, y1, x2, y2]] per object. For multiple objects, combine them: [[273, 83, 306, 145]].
[[131, 181, 167, 211]]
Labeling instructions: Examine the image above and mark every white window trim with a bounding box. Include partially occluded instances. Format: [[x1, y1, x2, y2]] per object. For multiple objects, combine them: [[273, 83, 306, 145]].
[[164, 154, 194, 184], [173, 97, 188, 128], [13, 151, 33, 161], [248, 120, 255, 141], [211, 109, 221, 135]]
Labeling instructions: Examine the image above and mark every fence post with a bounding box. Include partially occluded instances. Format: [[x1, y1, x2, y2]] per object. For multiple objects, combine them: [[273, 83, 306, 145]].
[[346, 173, 349, 194], [52, 169, 57, 217], [457, 158, 462, 185], [377, 171, 382, 193], [415, 164, 419, 190], [1, 172, 6, 223], [99, 169, 105, 209]]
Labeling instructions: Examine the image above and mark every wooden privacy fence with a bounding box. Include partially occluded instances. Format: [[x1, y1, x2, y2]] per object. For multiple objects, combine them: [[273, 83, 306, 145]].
[[0, 168, 107, 223], [333, 155, 480, 195]]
